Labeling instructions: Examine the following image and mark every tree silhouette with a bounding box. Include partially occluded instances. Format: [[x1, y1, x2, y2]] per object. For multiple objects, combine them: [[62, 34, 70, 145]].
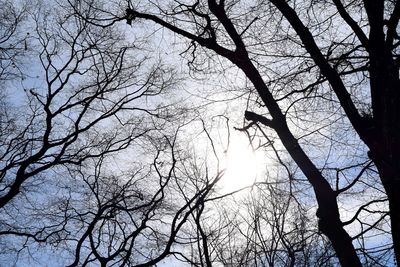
[[2, 0, 400, 266], [0, 1, 223, 265], [88, 0, 399, 265]]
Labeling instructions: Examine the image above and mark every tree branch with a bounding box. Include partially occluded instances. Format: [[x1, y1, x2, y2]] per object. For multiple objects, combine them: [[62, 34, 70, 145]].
[[244, 111, 275, 129]]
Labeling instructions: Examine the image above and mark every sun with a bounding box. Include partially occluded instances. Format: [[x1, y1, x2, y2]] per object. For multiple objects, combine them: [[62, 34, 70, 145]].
[[219, 132, 262, 193]]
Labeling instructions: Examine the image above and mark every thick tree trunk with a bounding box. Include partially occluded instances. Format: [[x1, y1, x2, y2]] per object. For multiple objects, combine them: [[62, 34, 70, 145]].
[[386, 181, 400, 265], [373, 153, 400, 264], [366, 25, 400, 263], [319, 213, 362, 267], [362, 2, 400, 260]]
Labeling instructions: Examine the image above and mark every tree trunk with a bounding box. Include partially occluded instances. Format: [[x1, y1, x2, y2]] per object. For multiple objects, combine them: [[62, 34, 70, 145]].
[[238, 60, 362, 267], [373, 154, 400, 265]]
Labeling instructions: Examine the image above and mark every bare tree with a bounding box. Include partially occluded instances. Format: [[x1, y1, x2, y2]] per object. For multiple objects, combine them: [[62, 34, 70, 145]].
[[69, 0, 400, 265], [0, 1, 219, 266], [4, 0, 400, 266], [62, 129, 224, 267], [0, 0, 29, 83], [178, 164, 337, 267], [0, 0, 176, 208]]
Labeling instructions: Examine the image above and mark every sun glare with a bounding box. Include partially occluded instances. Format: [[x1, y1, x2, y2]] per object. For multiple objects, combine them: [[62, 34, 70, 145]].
[[219, 133, 262, 193]]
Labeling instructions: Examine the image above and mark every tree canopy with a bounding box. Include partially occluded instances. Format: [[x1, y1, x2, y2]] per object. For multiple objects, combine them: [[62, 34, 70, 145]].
[[1, 0, 400, 266]]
